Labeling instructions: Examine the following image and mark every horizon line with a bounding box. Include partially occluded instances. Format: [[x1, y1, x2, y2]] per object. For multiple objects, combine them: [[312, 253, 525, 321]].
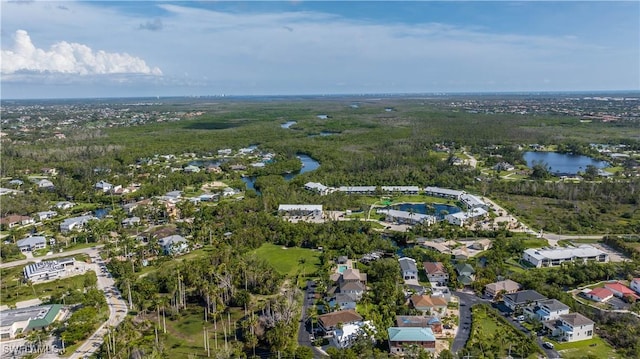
[[2, 89, 640, 102]]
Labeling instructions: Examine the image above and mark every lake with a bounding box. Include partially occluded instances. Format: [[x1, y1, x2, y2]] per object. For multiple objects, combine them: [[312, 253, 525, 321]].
[[242, 154, 320, 192], [391, 203, 461, 219], [523, 151, 609, 176]]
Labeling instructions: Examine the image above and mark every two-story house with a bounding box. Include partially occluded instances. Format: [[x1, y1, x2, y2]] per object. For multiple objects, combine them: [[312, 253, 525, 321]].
[[318, 309, 363, 334], [503, 290, 547, 312], [399, 257, 419, 281], [387, 327, 436, 355], [423, 262, 448, 286], [524, 299, 570, 321], [546, 313, 594, 342], [409, 295, 448, 316]]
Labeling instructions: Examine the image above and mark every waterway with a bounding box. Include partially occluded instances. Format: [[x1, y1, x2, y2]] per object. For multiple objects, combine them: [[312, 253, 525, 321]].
[[241, 154, 320, 192], [523, 151, 609, 176]]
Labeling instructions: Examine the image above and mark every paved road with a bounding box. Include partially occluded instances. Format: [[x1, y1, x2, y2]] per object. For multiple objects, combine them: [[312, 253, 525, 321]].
[[67, 254, 127, 359], [297, 280, 327, 359], [452, 291, 561, 358], [451, 291, 491, 353], [0, 245, 105, 269]]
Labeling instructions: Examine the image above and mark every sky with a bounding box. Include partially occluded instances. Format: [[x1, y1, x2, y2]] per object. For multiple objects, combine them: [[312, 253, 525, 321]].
[[1, 1, 639, 99]]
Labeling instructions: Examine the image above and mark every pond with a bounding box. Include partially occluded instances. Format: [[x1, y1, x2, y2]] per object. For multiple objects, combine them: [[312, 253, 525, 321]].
[[241, 154, 320, 193], [281, 121, 297, 129], [523, 151, 609, 176], [389, 203, 461, 219]]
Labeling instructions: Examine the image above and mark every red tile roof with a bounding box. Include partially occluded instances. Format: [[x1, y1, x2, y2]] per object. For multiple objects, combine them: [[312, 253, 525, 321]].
[[588, 287, 613, 299]]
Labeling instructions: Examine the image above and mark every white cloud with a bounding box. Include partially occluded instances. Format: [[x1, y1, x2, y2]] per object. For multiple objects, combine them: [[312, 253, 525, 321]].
[[1, 30, 162, 76]]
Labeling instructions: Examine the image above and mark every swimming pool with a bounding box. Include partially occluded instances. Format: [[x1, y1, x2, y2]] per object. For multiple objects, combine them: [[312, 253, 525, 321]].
[[338, 265, 348, 273]]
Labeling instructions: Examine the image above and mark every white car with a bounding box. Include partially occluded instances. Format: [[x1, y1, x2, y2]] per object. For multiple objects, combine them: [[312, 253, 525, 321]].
[[543, 342, 554, 349]]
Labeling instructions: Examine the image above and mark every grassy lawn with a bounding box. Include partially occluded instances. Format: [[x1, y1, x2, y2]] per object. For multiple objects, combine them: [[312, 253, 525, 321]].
[[0, 270, 97, 305], [162, 305, 246, 358], [552, 336, 620, 359], [471, 306, 499, 335], [252, 243, 321, 277], [522, 238, 549, 248]]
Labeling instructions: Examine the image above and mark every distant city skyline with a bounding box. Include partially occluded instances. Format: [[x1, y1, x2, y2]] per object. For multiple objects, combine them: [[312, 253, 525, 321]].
[[1, 1, 639, 99]]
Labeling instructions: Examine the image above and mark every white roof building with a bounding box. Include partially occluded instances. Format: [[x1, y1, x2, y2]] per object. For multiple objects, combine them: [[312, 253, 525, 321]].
[[23, 258, 75, 282], [523, 245, 609, 268], [17, 236, 47, 252], [424, 186, 464, 199], [460, 193, 489, 210], [377, 209, 437, 225], [304, 182, 332, 196], [278, 204, 323, 216], [60, 215, 96, 233]]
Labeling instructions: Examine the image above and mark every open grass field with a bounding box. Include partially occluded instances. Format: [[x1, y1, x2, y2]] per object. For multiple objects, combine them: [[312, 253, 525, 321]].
[[162, 305, 246, 358], [0, 271, 97, 305], [252, 243, 321, 276], [496, 194, 640, 234], [552, 336, 620, 359]]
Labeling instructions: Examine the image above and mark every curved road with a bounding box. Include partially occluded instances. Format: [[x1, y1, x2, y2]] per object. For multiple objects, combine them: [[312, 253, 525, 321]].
[[0, 246, 126, 359]]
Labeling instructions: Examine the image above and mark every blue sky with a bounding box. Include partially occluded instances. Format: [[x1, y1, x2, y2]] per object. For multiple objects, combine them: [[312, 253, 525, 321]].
[[1, 1, 638, 99]]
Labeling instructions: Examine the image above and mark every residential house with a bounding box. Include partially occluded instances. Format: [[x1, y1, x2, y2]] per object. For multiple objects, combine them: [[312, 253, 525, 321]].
[[122, 216, 141, 227], [317, 309, 363, 334], [445, 208, 488, 227], [387, 327, 436, 355], [60, 215, 96, 233], [158, 235, 188, 255], [55, 201, 75, 210], [524, 299, 570, 321], [423, 262, 448, 285], [584, 287, 614, 302], [454, 263, 475, 286], [604, 282, 640, 300], [409, 295, 448, 315], [395, 316, 443, 335], [95, 180, 114, 192], [545, 313, 594, 342], [331, 321, 375, 349], [35, 210, 58, 221], [328, 293, 358, 311], [37, 179, 54, 189], [503, 290, 547, 311], [0, 215, 35, 229], [399, 257, 419, 281], [484, 279, 521, 299], [631, 278, 640, 295], [184, 165, 201, 173], [17, 236, 47, 252], [23, 258, 74, 282]]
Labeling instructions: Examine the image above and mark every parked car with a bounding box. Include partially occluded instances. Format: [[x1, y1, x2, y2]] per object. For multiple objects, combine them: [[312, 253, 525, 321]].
[[543, 342, 554, 349]]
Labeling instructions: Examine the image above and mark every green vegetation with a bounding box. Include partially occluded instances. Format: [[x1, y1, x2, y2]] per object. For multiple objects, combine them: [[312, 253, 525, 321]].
[[0, 266, 98, 305], [252, 243, 321, 276], [552, 337, 620, 359], [462, 304, 541, 358]]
